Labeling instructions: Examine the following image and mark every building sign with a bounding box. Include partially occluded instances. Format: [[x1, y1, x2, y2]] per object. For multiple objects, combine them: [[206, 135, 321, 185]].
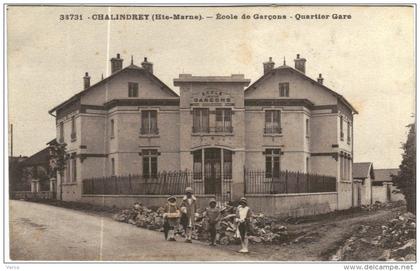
[[190, 89, 234, 106]]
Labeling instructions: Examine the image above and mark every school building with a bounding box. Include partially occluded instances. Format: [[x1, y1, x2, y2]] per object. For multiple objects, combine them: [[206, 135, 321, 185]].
[[49, 53, 358, 213]]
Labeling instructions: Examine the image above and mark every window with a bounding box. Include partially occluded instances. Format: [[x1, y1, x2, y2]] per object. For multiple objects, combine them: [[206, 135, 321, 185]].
[[128, 82, 139, 97], [193, 108, 209, 133], [340, 155, 349, 181], [346, 158, 350, 180], [71, 116, 76, 141], [306, 118, 310, 137], [141, 110, 158, 135], [59, 122, 64, 143], [111, 158, 115, 176], [265, 110, 281, 134], [279, 82, 289, 97], [340, 116, 344, 140], [72, 157, 77, 182], [193, 150, 202, 179], [216, 108, 232, 133], [223, 149, 232, 179], [265, 149, 281, 178], [343, 157, 346, 180], [347, 122, 351, 144], [143, 149, 158, 178], [110, 119, 115, 138], [65, 158, 70, 183]]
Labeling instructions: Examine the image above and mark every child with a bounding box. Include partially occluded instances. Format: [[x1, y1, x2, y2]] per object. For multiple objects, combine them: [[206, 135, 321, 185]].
[[204, 198, 221, 246], [180, 187, 197, 243], [235, 197, 252, 253], [163, 195, 180, 241]]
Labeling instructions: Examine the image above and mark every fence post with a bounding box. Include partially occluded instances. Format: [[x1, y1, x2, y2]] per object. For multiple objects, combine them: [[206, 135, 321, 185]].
[[160, 172, 170, 194], [114, 176, 118, 195], [102, 177, 106, 195], [306, 174, 310, 193], [128, 174, 132, 194], [243, 167, 247, 195], [296, 172, 300, 193], [285, 170, 288, 193]]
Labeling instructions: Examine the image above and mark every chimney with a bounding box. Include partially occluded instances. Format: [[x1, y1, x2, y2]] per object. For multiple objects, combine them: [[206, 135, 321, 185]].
[[141, 57, 153, 74], [110, 53, 123, 74], [263, 57, 275, 74], [294, 54, 306, 74], [317, 73, 324, 85], [83, 72, 90, 89]]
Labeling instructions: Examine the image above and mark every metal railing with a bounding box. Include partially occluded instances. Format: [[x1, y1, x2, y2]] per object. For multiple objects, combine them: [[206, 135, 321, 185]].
[[192, 126, 233, 134], [245, 169, 336, 194], [264, 127, 282, 134], [140, 127, 159, 135], [82, 171, 232, 200]]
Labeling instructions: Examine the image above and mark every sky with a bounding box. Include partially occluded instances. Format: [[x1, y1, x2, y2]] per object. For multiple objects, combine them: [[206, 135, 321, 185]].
[[7, 5, 415, 169]]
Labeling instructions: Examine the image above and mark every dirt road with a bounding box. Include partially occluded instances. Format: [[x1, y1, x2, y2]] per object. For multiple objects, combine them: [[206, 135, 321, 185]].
[[9, 200, 405, 261], [227, 205, 406, 261], [9, 200, 250, 261]]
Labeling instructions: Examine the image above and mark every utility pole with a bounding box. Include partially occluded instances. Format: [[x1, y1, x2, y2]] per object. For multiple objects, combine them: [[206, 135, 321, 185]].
[[10, 124, 13, 157]]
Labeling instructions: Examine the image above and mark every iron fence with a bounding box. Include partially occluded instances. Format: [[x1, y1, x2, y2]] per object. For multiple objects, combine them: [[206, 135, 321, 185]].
[[244, 169, 336, 194], [82, 171, 232, 201], [82, 169, 336, 198]]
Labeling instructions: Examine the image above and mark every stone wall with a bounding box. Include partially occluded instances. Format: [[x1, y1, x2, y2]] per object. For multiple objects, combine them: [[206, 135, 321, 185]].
[[246, 192, 338, 217], [81, 192, 339, 218], [80, 194, 214, 209]]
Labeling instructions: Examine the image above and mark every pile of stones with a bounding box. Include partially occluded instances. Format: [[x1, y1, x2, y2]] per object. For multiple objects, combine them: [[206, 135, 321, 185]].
[[330, 211, 416, 261], [378, 212, 416, 261], [112, 202, 294, 245]]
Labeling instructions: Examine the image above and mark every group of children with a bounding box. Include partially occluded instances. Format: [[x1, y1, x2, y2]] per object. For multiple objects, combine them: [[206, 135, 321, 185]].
[[162, 187, 252, 253]]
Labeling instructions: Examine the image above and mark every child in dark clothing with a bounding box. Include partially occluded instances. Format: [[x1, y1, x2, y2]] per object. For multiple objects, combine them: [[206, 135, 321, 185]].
[[163, 195, 180, 241], [204, 198, 221, 246]]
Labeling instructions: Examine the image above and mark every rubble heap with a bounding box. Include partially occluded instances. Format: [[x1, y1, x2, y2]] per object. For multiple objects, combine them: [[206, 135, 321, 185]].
[[113, 202, 166, 230], [378, 212, 416, 261], [360, 200, 405, 212], [330, 212, 416, 261], [112, 202, 296, 245]]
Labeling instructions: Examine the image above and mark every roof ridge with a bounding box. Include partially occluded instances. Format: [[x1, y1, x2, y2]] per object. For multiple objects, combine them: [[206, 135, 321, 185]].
[[244, 65, 358, 114], [49, 65, 178, 114]]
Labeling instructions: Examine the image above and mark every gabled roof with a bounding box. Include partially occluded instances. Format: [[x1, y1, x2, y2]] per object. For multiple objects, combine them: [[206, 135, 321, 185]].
[[49, 64, 178, 114], [20, 147, 50, 167], [174, 74, 251, 85], [374, 168, 399, 182], [245, 65, 358, 114], [353, 162, 375, 180]]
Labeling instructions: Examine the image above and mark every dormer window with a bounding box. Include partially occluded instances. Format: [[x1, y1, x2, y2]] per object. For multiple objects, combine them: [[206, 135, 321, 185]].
[[128, 82, 139, 97], [279, 82, 289, 97]]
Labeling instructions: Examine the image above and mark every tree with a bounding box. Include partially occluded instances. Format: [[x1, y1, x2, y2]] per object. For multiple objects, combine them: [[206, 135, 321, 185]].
[[48, 141, 67, 200], [393, 123, 416, 213]]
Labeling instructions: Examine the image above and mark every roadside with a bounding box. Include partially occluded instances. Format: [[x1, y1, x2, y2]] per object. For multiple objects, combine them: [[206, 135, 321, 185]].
[[13, 198, 120, 218], [14, 198, 412, 261], [9, 200, 251, 261], [223, 204, 408, 261]]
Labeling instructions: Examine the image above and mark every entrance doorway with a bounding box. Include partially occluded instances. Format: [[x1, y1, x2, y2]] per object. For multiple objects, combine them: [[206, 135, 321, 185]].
[[192, 148, 233, 202], [204, 148, 221, 195]]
